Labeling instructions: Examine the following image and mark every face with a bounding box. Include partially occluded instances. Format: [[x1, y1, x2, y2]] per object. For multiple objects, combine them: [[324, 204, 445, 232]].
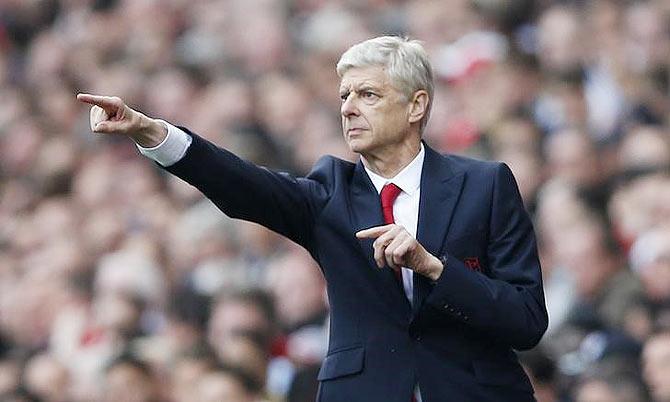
[[267, 250, 325, 327], [196, 372, 254, 402], [104, 364, 155, 402], [643, 335, 670, 401], [208, 300, 269, 356], [339, 66, 414, 157], [575, 380, 617, 402]]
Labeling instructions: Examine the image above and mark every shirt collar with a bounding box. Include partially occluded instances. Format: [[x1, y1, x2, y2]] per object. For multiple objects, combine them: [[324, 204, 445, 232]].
[[364, 143, 425, 195]]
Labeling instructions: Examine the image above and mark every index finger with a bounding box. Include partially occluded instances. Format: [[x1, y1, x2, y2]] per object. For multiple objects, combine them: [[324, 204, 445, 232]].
[[355, 224, 394, 239], [76, 93, 118, 108]]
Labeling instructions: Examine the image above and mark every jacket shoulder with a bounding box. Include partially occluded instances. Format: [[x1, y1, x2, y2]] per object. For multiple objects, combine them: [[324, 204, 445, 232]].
[[306, 154, 356, 185], [441, 153, 505, 178]]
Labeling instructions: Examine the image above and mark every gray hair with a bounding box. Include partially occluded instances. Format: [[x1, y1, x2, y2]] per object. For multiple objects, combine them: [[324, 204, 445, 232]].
[[336, 36, 434, 132]]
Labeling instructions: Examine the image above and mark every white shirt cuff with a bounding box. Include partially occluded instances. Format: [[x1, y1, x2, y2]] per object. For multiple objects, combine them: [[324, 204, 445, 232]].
[[136, 120, 192, 167]]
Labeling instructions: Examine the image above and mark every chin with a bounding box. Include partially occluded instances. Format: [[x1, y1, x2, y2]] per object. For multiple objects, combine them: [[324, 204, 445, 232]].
[[345, 136, 372, 154], [346, 141, 367, 154]]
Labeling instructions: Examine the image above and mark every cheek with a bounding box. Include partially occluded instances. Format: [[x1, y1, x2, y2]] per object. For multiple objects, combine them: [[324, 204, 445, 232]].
[[381, 110, 408, 134]]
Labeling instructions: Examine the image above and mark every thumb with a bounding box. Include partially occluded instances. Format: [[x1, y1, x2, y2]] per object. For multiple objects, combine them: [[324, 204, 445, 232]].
[[93, 121, 114, 133]]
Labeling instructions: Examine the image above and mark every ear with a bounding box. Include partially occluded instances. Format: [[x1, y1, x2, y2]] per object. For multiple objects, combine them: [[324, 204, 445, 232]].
[[407, 90, 429, 125]]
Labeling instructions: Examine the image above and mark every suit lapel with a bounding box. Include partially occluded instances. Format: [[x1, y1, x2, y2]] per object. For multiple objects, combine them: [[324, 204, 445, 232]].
[[413, 144, 465, 316], [349, 161, 412, 319]]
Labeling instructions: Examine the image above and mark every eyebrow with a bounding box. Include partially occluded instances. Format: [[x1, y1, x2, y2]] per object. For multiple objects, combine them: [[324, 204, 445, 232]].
[[339, 83, 383, 94]]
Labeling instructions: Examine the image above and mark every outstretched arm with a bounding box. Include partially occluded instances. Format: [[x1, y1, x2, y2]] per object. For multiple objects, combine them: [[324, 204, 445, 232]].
[[76, 93, 328, 254]]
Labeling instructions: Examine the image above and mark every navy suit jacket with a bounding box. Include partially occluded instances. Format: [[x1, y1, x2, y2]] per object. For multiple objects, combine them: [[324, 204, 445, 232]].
[[164, 129, 548, 402]]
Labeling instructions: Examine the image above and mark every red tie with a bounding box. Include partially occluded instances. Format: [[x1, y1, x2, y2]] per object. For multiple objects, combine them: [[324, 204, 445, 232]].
[[380, 183, 402, 225], [381, 183, 417, 402], [380, 183, 402, 283]]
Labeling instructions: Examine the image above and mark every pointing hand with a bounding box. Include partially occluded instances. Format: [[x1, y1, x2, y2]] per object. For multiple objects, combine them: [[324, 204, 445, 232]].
[[76, 93, 167, 147], [356, 224, 443, 281]]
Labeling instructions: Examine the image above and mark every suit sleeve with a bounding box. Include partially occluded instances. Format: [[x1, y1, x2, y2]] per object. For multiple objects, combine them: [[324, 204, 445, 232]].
[[424, 163, 548, 350], [162, 129, 329, 256]]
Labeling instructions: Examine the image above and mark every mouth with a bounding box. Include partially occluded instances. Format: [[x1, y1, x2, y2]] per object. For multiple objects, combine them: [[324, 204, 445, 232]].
[[347, 128, 367, 134]]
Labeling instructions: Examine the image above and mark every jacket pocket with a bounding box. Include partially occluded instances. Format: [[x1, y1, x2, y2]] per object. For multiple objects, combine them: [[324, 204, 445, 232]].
[[317, 345, 365, 381], [472, 359, 533, 391]]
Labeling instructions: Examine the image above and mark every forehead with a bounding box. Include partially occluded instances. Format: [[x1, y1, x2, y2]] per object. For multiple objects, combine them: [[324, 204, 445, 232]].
[[339, 65, 390, 91]]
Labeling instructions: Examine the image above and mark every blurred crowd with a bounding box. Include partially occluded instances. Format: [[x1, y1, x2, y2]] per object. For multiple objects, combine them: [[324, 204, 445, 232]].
[[0, 0, 669, 401]]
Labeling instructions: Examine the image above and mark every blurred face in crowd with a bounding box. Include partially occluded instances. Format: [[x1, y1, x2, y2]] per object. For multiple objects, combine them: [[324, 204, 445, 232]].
[[575, 380, 618, 402], [537, 6, 583, 73], [575, 378, 645, 402], [171, 357, 212, 402], [638, 252, 670, 303], [23, 354, 70, 402], [93, 292, 141, 335], [208, 298, 271, 356], [618, 126, 670, 171], [218, 335, 268, 387], [625, 2, 670, 72], [266, 249, 326, 327], [104, 363, 157, 402], [496, 150, 542, 205], [643, 333, 670, 402], [0, 360, 20, 396], [546, 129, 600, 187], [196, 371, 255, 402], [339, 66, 423, 158], [561, 221, 616, 299], [609, 175, 670, 244]]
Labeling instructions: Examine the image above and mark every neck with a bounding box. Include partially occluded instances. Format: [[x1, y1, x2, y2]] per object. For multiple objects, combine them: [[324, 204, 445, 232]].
[[361, 138, 421, 178]]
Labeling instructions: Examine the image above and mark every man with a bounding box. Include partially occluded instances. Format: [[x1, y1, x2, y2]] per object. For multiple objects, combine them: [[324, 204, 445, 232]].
[[78, 36, 548, 402]]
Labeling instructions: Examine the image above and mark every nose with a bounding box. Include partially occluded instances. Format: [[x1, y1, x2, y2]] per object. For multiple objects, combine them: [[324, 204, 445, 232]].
[[341, 94, 359, 118]]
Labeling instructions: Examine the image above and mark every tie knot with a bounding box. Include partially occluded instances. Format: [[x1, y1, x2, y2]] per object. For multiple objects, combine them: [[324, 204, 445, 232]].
[[380, 183, 402, 210]]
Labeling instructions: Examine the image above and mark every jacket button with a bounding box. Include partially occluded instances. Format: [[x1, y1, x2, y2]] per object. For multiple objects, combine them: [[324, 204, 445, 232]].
[[443, 303, 450, 309], [390, 348, 396, 353]]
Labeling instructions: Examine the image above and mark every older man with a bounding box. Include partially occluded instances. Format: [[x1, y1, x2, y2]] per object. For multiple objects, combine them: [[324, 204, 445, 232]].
[[78, 36, 547, 402]]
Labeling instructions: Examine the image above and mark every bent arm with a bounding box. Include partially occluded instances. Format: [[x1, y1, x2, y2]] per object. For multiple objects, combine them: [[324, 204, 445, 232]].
[[425, 163, 548, 350], [76, 94, 326, 252]]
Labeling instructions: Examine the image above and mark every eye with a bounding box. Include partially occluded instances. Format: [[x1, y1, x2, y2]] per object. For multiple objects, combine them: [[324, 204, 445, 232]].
[[362, 91, 378, 100], [339, 92, 349, 102]]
